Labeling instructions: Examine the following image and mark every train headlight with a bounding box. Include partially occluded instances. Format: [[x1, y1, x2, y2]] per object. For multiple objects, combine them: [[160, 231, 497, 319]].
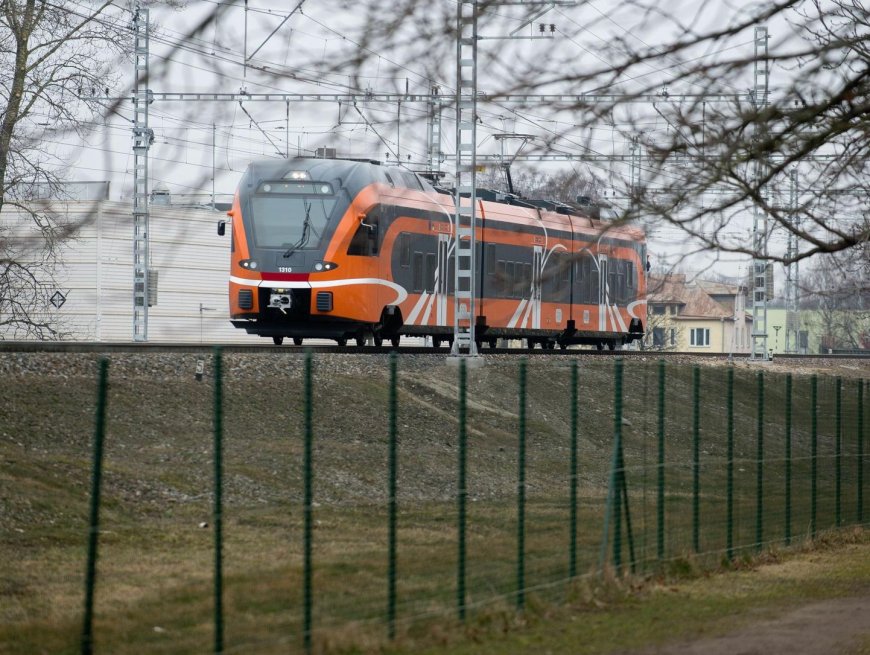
[[239, 259, 258, 270], [313, 260, 338, 272], [285, 170, 310, 180]]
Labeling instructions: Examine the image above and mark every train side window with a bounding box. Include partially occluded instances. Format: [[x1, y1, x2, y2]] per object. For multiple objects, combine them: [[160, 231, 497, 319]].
[[425, 253, 437, 293], [522, 262, 532, 295], [573, 259, 583, 301], [589, 261, 599, 303], [399, 234, 411, 267], [485, 243, 495, 275], [617, 269, 626, 304], [506, 262, 516, 298], [348, 213, 380, 256], [496, 260, 506, 297], [560, 254, 570, 285], [412, 252, 424, 292]]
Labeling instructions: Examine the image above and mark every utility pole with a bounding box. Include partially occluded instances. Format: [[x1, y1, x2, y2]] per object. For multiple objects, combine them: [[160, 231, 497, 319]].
[[211, 123, 216, 209], [451, 0, 572, 357], [452, 0, 480, 356], [750, 25, 770, 361], [784, 167, 800, 353], [132, 2, 152, 341], [629, 135, 642, 213], [426, 84, 443, 177]]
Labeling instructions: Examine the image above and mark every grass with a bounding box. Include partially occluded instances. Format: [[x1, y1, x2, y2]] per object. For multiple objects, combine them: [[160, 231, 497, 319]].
[[0, 353, 866, 654], [406, 528, 870, 655]]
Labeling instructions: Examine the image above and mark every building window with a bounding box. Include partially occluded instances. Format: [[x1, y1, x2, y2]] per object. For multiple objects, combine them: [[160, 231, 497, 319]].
[[690, 327, 710, 347], [670, 328, 676, 346], [652, 327, 665, 347], [652, 305, 665, 315]]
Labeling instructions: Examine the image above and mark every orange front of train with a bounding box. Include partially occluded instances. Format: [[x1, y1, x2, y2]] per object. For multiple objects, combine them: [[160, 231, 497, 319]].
[[223, 157, 415, 345]]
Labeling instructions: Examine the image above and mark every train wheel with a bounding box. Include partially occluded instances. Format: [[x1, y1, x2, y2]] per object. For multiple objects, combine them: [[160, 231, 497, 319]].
[[489, 338, 497, 348], [432, 336, 442, 348], [293, 337, 303, 346], [559, 342, 568, 350], [355, 334, 366, 347], [526, 338, 535, 350], [608, 341, 616, 351], [390, 335, 401, 348], [596, 342, 604, 351], [373, 334, 384, 347], [272, 336, 284, 346], [336, 337, 348, 347]]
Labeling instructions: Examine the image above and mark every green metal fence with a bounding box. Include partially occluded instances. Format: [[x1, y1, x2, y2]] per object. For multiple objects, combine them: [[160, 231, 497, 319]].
[[4, 352, 867, 655]]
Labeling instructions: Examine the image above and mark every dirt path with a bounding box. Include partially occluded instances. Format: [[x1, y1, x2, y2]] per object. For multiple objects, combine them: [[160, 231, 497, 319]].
[[624, 592, 870, 655]]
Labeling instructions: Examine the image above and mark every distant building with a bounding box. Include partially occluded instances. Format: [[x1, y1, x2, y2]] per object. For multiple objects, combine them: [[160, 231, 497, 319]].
[[0, 198, 250, 343], [646, 274, 751, 353]]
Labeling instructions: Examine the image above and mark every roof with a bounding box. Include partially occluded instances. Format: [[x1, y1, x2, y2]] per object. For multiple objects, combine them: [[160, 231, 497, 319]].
[[695, 279, 744, 296], [648, 274, 735, 320]]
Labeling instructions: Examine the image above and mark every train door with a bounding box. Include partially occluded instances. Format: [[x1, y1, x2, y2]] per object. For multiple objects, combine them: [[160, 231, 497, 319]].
[[598, 254, 608, 331], [436, 233, 450, 326], [532, 245, 543, 329]]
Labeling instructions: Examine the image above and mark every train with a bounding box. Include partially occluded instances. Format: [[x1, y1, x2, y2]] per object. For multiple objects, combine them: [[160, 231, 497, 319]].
[[220, 156, 647, 350]]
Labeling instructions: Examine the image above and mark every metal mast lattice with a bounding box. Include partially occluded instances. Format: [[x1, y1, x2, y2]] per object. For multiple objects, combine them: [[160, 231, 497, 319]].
[[750, 25, 770, 361], [427, 85, 443, 176], [784, 168, 801, 353], [132, 3, 151, 341], [452, 0, 479, 355]]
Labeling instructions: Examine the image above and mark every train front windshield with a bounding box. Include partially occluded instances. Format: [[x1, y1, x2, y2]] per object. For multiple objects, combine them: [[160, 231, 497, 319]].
[[249, 181, 337, 250]]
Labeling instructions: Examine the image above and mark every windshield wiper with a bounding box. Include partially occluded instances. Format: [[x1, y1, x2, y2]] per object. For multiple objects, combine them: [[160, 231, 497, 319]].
[[282, 201, 312, 258]]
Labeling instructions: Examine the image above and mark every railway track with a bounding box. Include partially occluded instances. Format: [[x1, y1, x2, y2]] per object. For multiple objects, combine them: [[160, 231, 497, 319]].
[[0, 341, 867, 359]]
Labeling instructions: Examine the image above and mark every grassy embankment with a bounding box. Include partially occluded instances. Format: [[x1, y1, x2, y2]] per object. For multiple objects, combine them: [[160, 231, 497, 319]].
[[0, 353, 865, 653]]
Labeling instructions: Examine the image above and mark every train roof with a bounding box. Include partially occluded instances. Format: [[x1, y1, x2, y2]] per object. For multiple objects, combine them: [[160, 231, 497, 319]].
[[241, 156, 643, 241], [242, 156, 437, 198]]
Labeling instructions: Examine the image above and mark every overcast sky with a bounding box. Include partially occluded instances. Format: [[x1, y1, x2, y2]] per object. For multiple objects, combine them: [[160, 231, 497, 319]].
[[63, 0, 808, 280]]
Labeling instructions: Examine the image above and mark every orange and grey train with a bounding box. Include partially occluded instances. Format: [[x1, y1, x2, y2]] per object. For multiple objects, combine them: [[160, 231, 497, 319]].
[[222, 157, 646, 349]]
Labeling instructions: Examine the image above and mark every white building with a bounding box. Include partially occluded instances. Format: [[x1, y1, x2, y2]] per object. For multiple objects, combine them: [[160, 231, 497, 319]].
[[1, 195, 254, 343]]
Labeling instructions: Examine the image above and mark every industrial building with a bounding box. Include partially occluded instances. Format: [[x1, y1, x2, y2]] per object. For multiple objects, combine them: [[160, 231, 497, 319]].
[[0, 186, 249, 343]]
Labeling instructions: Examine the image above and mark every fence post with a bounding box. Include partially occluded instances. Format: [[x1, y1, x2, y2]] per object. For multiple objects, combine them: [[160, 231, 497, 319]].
[[785, 374, 792, 546], [692, 366, 700, 554], [612, 358, 624, 574], [457, 358, 467, 621], [836, 377, 842, 528], [726, 367, 734, 561], [811, 375, 818, 539], [756, 371, 764, 553], [859, 380, 865, 525], [212, 348, 224, 655], [516, 359, 527, 611], [569, 360, 578, 579], [81, 358, 109, 655], [303, 350, 313, 654], [387, 353, 398, 639], [657, 359, 665, 562]]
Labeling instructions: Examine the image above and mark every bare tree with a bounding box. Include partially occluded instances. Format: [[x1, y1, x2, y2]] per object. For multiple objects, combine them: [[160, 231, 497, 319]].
[[800, 243, 870, 351], [258, 0, 869, 266], [5, 0, 864, 342], [0, 0, 121, 338], [476, 165, 603, 203]]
